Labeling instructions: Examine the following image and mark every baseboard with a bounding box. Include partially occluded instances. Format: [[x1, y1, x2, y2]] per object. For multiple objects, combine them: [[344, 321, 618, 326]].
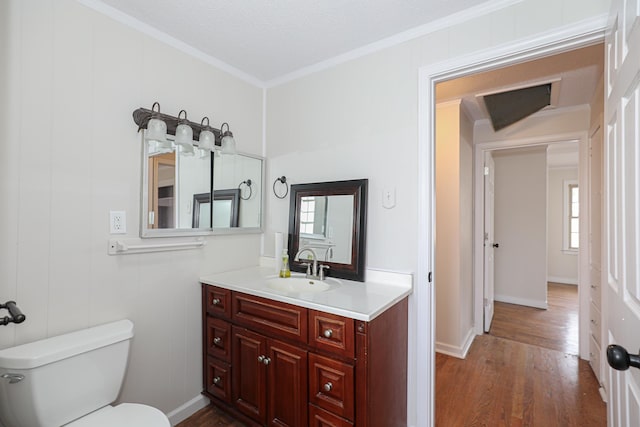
[[167, 394, 209, 426], [494, 294, 548, 309], [436, 327, 476, 359], [548, 276, 578, 285]]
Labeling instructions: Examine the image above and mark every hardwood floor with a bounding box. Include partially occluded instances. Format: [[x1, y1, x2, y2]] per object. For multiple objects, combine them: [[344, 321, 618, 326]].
[[179, 284, 605, 426], [489, 282, 579, 354], [436, 282, 605, 426], [435, 335, 605, 426], [176, 404, 246, 427]]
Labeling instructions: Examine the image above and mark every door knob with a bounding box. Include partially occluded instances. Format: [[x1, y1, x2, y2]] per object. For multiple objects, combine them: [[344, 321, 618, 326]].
[[607, 344, 640, 370]]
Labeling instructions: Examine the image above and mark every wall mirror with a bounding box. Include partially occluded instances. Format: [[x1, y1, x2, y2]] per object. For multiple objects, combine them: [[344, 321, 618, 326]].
[[288, 179, 367, 281], [141, 134, 264, 237]]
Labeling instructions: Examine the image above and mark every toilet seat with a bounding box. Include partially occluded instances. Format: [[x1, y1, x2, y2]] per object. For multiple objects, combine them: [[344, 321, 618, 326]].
[[65, 403, 170, 427]]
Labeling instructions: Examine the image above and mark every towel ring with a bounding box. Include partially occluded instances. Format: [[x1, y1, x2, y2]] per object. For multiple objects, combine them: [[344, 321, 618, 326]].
[[238, 179, 253, 200], [273, 176, 288, 199]]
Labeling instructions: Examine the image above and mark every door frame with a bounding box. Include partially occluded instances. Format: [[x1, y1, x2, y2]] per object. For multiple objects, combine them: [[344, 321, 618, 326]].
[[473, 136, 587, 357], [416, 17, 606, 426]]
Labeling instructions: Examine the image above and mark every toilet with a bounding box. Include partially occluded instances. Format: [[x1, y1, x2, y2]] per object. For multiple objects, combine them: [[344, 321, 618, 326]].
[[0, 319, 170, 427]]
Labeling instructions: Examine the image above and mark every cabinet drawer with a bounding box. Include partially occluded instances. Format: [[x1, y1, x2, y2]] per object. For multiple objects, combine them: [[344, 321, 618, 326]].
[[309, 353, 355, 421], [206, 317, 231, 362], [309, 310, 355, 358], [205, 356, 232, 404], [309, 404, 354, 427], [232, 292, 308, 343], [204, 285, 232, 319]]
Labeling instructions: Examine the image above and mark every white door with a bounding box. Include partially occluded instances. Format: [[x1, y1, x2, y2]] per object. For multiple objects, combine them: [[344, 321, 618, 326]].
[[604, 0, 640, 424], [484, 151, 496, 332]]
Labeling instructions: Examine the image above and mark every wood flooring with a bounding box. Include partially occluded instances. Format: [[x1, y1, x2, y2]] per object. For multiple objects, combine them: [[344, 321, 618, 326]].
[[179, 283, 606, 426], [489, 282, 579, 355]]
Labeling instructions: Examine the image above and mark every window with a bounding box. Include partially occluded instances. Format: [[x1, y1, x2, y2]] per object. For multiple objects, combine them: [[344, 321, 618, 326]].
[[299, 196, 316, 234], [563, 180, 579, 251], [568, 184, 579, 249]]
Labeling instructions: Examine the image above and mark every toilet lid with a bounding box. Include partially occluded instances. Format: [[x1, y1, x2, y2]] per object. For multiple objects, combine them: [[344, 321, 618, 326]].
[[65, 403, 170, 427]]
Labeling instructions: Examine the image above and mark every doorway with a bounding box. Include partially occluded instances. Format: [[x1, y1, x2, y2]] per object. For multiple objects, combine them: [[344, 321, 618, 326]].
[[416, 24, 607, 425]]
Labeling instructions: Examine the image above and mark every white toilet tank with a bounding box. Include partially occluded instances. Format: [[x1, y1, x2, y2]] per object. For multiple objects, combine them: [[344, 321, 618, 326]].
[[0, 320, 134, 427]]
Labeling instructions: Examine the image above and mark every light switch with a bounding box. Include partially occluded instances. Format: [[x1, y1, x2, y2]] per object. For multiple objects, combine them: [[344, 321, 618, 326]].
[[382, 188, 396, 209]]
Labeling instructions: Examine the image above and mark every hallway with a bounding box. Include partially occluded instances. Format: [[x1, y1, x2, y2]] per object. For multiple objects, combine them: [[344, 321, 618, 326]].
[[436, 283, 605, 426]]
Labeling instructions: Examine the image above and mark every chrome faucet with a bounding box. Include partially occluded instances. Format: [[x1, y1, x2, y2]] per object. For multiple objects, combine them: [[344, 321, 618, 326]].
[[295, 247, 319, 279]]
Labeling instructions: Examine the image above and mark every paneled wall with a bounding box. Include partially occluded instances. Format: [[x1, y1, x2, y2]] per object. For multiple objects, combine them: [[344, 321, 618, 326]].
[[0, 0, 263, 417]]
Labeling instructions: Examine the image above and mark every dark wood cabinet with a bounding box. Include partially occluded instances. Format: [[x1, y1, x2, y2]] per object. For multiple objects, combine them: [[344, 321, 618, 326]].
[[202, 283, 408, 427]]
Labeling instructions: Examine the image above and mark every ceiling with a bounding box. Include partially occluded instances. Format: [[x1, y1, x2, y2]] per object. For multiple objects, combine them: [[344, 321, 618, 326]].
[[90, 0, 495, 83], [87, 0, 603, 136], [436, 43, 604, 123]]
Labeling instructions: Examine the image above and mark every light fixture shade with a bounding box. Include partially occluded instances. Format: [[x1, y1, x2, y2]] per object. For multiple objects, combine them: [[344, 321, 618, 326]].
[[146, 117, 167, 142], [198, 117, 216, 151], [175, 110, 193, 149], [220, 122, 237, 155], [145, 102, 168, 144]]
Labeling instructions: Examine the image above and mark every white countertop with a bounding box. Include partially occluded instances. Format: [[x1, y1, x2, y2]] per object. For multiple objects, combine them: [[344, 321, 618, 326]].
[[200, 266, 413, 321]]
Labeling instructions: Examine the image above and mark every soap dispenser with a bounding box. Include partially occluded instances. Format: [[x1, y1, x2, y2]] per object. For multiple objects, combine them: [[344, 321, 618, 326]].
[[279, 249, 291, 278]]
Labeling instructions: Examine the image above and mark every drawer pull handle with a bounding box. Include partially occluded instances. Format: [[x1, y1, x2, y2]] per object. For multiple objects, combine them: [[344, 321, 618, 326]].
[[213, 337, 222, 345], [323, 329, 333, 338], [213, 376, 221, 386], [212, 298, 221, 306], [263, 357, 271, 366], [323, 382, 333, 392]]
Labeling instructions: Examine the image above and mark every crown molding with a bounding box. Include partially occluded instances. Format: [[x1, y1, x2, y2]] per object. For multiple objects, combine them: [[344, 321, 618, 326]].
[[265, 0, 523, 88], [76, 0, 265, 88]]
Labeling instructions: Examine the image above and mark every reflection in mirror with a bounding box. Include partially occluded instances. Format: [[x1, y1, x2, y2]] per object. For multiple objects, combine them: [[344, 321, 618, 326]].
[[141, 132, 264, 237], [288, 179, 367, 281], [213, 154, 262, 229]]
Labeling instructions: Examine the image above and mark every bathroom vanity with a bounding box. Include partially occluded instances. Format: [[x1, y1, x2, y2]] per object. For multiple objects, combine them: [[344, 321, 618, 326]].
[[200, 267, 411, 427]]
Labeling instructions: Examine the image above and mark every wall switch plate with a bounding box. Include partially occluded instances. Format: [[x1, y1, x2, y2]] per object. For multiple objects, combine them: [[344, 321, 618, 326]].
[[382, 188, 396, 209], [110, 211, 126, 234]]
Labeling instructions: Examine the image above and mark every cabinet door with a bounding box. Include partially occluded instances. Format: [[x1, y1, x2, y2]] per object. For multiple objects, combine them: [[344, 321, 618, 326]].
[[267, 339, 308, 427], [232, 326, 267, 424]]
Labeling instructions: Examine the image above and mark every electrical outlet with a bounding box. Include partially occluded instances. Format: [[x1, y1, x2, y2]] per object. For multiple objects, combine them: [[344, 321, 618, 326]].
[[110, 211, 126, 234]]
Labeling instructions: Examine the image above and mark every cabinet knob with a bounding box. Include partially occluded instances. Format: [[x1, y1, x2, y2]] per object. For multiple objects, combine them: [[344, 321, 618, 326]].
[[213, 376, 221, 385], [213, 337, 222, 345], [357, 323, 365, 333], [258, 355, 265, 363], [212, 298, 221, 305], [323, 382, 333, 392], [323, 329, 333, 338], [263, 357, 271, 366]]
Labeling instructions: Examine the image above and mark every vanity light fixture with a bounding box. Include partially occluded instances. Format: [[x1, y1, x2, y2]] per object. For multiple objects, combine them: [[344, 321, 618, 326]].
[[145, 102, 173, 153], [175, 110, 194, 155], [220, 122, 237, 155], [198, 117, 216, 152], [132, 104, 239, 153]]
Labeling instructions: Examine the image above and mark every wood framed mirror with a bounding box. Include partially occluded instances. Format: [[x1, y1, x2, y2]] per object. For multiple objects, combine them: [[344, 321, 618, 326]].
[[287, 179, 368, 281]]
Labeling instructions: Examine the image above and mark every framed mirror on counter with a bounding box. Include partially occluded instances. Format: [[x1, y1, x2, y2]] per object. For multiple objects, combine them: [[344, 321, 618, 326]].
[[288, 179, 368, 281], [141, 134, 264, 237]]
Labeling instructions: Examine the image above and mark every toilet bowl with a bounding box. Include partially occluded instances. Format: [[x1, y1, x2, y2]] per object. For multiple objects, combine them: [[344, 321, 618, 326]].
[[0, 320, 170, 427]]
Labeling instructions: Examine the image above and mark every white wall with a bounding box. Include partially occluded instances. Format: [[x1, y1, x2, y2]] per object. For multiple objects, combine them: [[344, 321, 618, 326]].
[[0, 0, 263, 418], [0, 0, 611, 424], [547, 167, 579, 284], [434, 101, 474, 357], [493, 147, 548, 308], [264, 1, 608, 423]]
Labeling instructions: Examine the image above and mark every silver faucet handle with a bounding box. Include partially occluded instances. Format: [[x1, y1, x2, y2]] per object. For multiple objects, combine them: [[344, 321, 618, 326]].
[[299, 262, 311, 276], [319, 265, 330, 280]]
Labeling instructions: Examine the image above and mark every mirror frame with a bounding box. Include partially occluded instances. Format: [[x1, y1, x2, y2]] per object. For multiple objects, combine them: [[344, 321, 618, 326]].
[[140, 133, 265, 237], [287, 179, 368, 282]]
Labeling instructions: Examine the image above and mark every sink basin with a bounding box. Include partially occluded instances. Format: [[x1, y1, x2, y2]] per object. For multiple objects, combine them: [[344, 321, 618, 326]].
[[265, 276, 340, 293]]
